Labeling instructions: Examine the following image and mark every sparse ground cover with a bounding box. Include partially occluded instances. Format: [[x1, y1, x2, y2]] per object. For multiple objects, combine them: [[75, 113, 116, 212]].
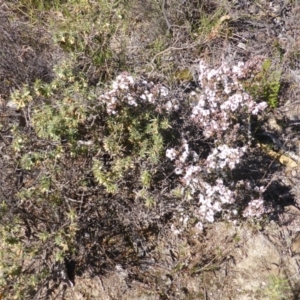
[[2, 0, 300, 299]]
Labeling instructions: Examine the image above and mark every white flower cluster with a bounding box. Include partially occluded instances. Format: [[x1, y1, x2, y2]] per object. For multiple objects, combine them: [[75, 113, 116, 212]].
[[196, 179, 235, 223], [99, 72, 171, 115], [112, 73, 135, 90], [182, 165, 201, 193], [171, 214, 190, 235], [191, 60, 268, 138], [242, 199, 265, 217], [206, 144, 247, 172], [166, 143, 237, 228], [166, 148, 177, 161], [166, 140, 200, 188], [99, 73, 136, 114], [251, 101, 268, 115]]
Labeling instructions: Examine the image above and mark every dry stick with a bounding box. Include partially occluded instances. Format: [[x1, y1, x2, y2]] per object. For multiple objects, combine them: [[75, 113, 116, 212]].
[[203, 286, 207, 300], [161, 0, 172, 34]]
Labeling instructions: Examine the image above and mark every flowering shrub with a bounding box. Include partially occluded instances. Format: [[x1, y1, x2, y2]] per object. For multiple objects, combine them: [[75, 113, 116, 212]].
[[96, 59, 270, 231], [165, 59, 269, 231], [2, 56, 271, 298], [95, 58, 270, 231]]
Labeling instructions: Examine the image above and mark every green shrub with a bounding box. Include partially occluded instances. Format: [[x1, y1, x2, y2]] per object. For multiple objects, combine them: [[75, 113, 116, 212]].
[[246, 58, 281, 108], [260, 275, 291, 300], [1, 59, 177, 298]]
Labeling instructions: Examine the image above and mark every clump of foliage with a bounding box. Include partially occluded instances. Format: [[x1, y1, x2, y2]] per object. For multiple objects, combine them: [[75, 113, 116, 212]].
[[0, 60, 178, 298], [245, 58, 281, 108], [47, 0, 140, 85], [259, 275, 292, 300]]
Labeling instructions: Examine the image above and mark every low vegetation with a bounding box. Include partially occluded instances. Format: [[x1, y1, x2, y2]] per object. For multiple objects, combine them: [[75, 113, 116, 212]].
[[1, 0, 300, 299]]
